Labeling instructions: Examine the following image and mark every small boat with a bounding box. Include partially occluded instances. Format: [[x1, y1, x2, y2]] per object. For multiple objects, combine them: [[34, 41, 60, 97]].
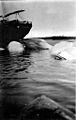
[[0, 9, 32, 48]]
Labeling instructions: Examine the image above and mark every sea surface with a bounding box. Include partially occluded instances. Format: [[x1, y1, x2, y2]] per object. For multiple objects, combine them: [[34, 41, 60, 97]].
[[0, 39, 75, 120]]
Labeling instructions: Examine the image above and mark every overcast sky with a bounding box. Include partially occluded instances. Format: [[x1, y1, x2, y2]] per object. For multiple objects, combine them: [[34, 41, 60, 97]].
[[1, 0, 76, 37]]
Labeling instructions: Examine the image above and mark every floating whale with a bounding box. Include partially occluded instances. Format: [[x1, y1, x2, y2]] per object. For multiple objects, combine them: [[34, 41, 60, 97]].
[[23, 38, 52, 50]]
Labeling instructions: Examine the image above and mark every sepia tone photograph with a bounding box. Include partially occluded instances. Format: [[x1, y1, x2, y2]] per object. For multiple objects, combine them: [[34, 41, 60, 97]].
[[0, 0, 76, 120]]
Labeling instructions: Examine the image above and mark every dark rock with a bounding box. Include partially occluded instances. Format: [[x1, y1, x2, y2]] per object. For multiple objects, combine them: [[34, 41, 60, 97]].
[[20, 95, 74, 120]]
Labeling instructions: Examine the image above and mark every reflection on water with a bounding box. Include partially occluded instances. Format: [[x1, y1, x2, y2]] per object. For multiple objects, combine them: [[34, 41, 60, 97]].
[[0, 40, 75, 120]]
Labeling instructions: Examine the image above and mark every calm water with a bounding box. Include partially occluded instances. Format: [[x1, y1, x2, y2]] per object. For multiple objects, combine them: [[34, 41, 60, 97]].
[[0, 39, 75, 120]]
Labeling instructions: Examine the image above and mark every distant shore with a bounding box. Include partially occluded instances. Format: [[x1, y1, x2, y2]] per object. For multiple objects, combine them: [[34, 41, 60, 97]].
[[26, 36, 76, 40], [40, 36, 76, 40]]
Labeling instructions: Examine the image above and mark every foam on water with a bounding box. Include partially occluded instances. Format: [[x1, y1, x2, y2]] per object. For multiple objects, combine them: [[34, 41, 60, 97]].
[[51, 41, 76, 61], [0, 48, 5, 51]]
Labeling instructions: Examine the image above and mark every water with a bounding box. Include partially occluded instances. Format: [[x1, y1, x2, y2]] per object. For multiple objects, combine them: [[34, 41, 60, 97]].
[[0, 39, 75, 120]]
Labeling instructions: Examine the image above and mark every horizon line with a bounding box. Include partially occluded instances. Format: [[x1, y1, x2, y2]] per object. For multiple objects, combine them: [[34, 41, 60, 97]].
[[1, 0, 76, 3]]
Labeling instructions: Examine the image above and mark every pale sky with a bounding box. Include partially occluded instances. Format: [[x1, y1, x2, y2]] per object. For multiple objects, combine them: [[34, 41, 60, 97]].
[[1, 0, 76, 37]]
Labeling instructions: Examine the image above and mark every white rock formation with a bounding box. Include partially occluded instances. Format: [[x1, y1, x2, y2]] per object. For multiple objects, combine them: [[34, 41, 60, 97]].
[[8, 41, 24, 53]]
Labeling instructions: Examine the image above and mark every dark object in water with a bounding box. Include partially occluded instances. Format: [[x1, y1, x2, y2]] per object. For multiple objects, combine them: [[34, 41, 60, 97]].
[[21, 95, 74, 120], [0, 10, 32, 48], [54, 55, 66, 60], [52, 54, 66, 60]]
